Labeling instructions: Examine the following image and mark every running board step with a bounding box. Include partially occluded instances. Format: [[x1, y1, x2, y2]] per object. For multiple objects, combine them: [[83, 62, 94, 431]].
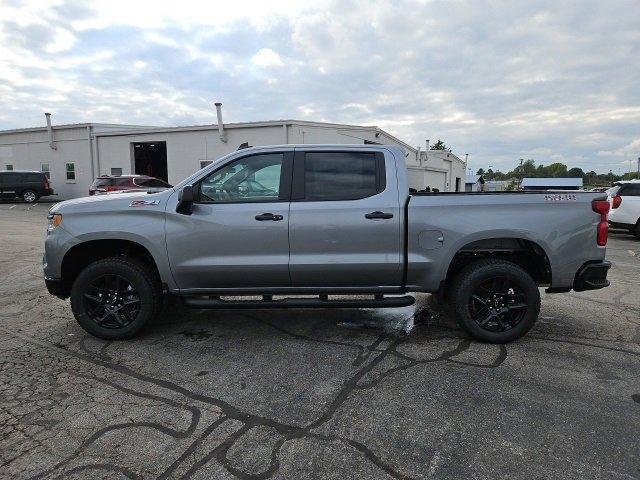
[[182, 295, 415, 309]]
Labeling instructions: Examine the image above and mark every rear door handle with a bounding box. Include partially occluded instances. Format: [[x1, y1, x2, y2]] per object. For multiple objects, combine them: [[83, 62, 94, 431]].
[[255, 212, 284, 221], [365, 211, 394, 219]]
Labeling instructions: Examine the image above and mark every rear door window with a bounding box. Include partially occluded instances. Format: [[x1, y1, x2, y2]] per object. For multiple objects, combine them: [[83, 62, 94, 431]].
[[92, 178, 115, 188], [295, 152, 383, 201], [6, 172, 24, 184], [115, 178, 131, 187], [134, 178, 172, 188], [25, 173, 43, 182]]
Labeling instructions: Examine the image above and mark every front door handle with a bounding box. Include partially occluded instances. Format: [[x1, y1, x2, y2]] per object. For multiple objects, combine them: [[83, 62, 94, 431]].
[[255, 212, 284, 221], [365, 211, 394, 219]]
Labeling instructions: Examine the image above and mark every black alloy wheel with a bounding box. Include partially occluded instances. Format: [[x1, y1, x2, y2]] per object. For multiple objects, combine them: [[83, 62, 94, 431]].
[[70, 257, 162, 340], [452, 259, 540, 343], [468, 276, 528, 332], [82, 274, 141, 329]]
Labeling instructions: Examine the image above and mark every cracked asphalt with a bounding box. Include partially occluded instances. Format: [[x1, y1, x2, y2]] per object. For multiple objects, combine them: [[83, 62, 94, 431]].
[[1, 202, 639, 480]]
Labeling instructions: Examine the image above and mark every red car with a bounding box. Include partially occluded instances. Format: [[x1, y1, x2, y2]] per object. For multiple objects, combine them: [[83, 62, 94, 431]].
[[89, 175, 172, 196]]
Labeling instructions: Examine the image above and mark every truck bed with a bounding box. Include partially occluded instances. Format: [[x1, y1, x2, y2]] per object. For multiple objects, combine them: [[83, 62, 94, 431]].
[[405, 190, 607, 292]]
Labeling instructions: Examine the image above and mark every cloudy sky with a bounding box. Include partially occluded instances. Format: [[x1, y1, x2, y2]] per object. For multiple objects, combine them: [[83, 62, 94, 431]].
[[1, 0, 638, 173]]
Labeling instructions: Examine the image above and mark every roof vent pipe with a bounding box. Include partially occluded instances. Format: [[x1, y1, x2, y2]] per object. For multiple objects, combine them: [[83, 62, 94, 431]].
[[214, 102, 227, 143], [45, 113, 57, 150], [416, 146, 421, 165]]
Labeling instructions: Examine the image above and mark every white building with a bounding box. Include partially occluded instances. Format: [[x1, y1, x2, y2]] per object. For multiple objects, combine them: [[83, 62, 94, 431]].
[[406, 147, 467, 193], [0, 109, 467, 200], [484, 180, 513, 192], [465, 174, 485, 192], [520, 178, 583, 190]]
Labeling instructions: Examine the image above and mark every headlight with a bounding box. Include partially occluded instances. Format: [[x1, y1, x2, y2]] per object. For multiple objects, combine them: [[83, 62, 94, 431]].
[[47, 213, 62, 232]]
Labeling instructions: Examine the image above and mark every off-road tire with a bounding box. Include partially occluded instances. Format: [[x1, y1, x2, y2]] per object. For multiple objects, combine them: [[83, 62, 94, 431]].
[[70, 256, 162, 340], [451, 259, 541, 343]]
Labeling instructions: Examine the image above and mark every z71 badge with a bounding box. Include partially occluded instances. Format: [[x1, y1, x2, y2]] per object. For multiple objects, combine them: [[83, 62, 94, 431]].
[[544, 194, 577, 202], [129, 199, 160, 207]]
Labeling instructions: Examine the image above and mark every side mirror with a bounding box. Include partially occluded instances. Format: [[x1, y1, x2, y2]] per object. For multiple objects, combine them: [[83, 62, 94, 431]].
[[177, 185, 194, 215]]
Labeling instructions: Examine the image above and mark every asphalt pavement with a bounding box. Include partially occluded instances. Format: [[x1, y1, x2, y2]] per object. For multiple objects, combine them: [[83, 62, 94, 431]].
[[1, 202, 639, 479]]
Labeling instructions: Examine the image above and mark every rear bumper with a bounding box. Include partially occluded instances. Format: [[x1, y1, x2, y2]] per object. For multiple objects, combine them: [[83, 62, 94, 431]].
[[573, 261, 611, 292], [45, 277, 67, 299], [609, 220, 633, 229]]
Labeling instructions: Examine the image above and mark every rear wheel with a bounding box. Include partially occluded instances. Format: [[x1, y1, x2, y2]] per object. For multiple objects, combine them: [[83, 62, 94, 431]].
[[70, 257, 162, 339], [22, 190, 38, 203], [451, 259, 540, 343], [634, 220, 640, 239]]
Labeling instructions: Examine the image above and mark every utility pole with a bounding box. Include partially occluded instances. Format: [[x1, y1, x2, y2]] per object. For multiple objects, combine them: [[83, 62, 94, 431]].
[[637, 156, 640, 179]]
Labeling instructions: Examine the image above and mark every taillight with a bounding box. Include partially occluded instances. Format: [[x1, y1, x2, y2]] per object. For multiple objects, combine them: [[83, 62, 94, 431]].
[[612, 195, 622, 209], [592, 199, 610, 246]]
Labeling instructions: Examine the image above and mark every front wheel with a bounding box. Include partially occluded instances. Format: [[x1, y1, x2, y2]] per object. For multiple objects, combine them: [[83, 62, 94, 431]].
[[451, 259, 541, 343], [70, 257, 162, 339]]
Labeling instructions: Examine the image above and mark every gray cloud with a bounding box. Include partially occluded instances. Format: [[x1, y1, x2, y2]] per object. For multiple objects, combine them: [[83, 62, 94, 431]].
[[0, 0, 638, 173]]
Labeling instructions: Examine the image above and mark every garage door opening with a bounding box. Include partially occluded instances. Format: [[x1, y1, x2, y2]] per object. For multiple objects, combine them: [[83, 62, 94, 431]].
[[133, 142, 168, 181]]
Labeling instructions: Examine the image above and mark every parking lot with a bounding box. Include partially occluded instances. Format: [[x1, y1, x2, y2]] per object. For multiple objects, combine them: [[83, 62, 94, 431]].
[[1, 202, 639, 480]]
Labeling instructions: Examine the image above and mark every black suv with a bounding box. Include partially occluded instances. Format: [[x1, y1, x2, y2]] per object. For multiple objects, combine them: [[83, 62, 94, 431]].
[[0, 171, 54, 203]]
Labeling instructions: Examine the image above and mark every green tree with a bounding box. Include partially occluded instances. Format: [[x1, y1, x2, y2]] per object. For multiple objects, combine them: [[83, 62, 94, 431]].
[[430, 139, 447, 150], [567, 167, 584, 178], [545, 162, 568, 177], [476, 168, 485, 175], [521, 159, 536, 177]]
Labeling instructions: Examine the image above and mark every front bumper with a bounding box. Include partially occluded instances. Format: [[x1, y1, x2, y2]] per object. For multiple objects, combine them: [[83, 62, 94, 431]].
[[45, 277, 66, 299], [573, 261, 611, 292]]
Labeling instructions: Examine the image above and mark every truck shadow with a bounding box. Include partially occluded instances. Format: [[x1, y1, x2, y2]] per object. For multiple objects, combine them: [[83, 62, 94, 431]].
[[151, 293, 464, 343]]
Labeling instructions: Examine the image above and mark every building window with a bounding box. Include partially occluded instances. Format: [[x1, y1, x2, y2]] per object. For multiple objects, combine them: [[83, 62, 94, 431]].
[[5, 164, 13, 171], [66, 163, 76, 181], [111, 167, 123, 176], [41, 163, 50, 179], [200, 160, 213, 169]]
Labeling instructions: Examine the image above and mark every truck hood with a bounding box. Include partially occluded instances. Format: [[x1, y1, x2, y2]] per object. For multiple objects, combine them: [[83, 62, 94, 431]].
[[50, 189, 173, 213]]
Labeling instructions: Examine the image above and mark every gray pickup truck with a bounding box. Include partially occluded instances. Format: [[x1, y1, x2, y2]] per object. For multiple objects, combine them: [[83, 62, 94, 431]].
[[43, 145, 611, 343]]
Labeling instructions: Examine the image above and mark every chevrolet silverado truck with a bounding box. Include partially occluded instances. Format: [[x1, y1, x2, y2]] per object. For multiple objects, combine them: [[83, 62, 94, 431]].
[[43, 145, 611, 343]]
